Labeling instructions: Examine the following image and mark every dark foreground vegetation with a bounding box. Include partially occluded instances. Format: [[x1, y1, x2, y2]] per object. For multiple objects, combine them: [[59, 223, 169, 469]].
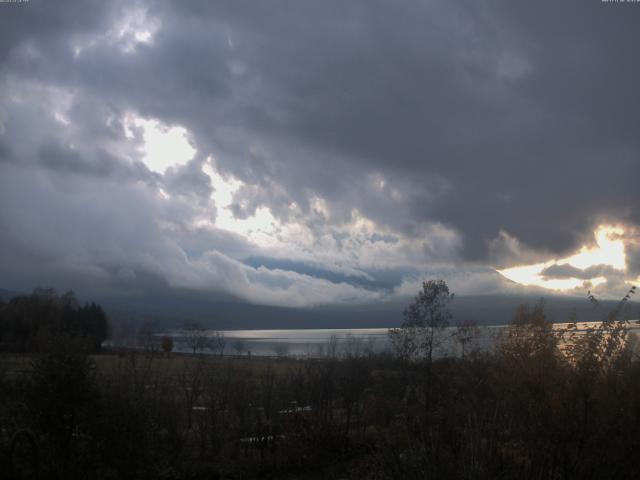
[[1, 283, 639, 479], [0, 288, 108, 353]]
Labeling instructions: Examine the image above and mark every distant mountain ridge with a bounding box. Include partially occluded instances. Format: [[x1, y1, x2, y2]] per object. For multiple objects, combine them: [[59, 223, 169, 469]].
[[1, 286, 637, 331], [98, 291, 640, 331]]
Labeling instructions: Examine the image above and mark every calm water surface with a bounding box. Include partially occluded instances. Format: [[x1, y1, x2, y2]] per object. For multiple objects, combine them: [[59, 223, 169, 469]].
[[168, 320, 640, 357]]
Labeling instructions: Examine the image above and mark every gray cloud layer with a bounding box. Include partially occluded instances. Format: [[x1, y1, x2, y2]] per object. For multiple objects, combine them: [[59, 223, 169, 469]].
[[0, 0, 639, 305]]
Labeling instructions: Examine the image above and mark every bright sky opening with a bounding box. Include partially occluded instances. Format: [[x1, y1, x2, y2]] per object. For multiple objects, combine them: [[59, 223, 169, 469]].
[[202, 162, 279, 246], [497, 225, 627, 292], [125, 115, 196, 174]]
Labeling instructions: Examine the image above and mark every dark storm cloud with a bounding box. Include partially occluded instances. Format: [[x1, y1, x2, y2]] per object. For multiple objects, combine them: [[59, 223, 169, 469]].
[[541, 263, 621, 281], [627, 244, 640, 277], [157, 0, 639, 257], [163, 157, 213, 200], [0, 0, 115, 62], [0, 0, 639, 302], [38, 140, 153, 181]]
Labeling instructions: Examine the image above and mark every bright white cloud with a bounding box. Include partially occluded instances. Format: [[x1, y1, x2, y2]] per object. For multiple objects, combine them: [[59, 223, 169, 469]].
[[497, 225, 628, 293], [564, 226, 626, 270], [125, 115, 196, 174], [201, 161, 280, 247], [73, 6, 160, 57]]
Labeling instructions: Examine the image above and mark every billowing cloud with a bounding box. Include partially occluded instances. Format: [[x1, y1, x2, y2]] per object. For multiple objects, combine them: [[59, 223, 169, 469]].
[[0, 0, 639, 308]]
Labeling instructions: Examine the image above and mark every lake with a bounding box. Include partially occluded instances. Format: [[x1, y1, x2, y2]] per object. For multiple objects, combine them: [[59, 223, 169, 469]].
[[166, 320, 640, 358]]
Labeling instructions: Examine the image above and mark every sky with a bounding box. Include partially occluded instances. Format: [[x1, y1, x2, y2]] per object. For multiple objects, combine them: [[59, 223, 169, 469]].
[[0, 0, 639, 311]]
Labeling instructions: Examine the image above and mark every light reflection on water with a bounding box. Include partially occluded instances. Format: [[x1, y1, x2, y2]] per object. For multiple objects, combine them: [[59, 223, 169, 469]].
[[167, 320, 640, 358]]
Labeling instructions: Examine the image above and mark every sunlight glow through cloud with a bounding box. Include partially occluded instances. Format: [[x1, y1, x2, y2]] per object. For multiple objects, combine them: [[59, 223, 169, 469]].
[[564, 226, 625, 270], [497, 225, 626, 291], [72, 8, 160, 57], [202, 162, 279, 246], [125, 115, 196, 174]]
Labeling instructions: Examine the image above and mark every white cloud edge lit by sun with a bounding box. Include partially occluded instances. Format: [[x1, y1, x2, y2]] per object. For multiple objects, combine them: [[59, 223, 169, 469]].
[[72, 7, 161, 57], [114, 110, 468, 279], [497, 225, 628, 293], [95, 113, 637, 303], [124, 114, 196, 174], [200, 160, 280, 247]]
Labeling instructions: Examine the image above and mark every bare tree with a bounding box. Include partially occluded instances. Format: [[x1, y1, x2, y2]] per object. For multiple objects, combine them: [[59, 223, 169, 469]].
[[388, 280, 454, 420], [453, 319, 480, 358], [233, 340, 245, 357], [328, 334, 339, 359], [388, 279, 454, 363], [138, 321, 158, 354], [178, 357, 206, 429], [183, 323, 208, 355], [160, 335, 173, 356], [208, 330, 226, 357], [343, 333, 364, 358], [564, 285, 637, 374], [497, 300, 559, 364]]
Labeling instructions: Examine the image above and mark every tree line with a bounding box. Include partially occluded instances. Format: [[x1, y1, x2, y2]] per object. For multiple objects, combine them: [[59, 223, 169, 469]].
[[0, 288, 109, 352]]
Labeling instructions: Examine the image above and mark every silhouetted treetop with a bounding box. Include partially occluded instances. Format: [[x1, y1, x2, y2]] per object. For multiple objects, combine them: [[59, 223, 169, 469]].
[[0, 288, 109, 352]]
